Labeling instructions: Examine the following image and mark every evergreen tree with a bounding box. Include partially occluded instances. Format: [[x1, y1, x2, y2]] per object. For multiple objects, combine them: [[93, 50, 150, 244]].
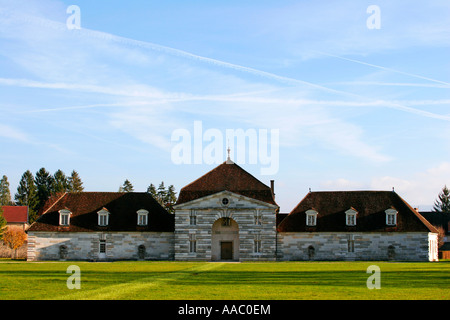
[[68, 170, 84, 193], [0, 175, 12, 206], [147, 183, 157, 199], [433, 185, 450, 213], [53, 169, 69, 193], [165, 185, 177, 213], [0, 206, 6, 240], [157, 182, 167, 204], [147, 181, 177, 213], [14, 170, 39, 223], [119, 179, 134, 192], [35, 168, 54, 212]]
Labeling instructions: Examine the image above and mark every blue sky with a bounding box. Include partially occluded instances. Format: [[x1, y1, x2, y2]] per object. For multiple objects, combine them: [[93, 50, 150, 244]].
[[0, 0, 449, 212]]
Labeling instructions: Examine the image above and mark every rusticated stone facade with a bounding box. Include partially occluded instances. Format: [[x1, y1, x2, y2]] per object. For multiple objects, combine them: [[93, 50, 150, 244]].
[[277, 232, 438, 261], [174, 191, 278, 261], [27, 232, 174, 261]]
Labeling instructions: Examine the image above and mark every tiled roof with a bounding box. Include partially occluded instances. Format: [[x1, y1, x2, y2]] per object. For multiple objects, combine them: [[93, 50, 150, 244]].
[[28, 192, 174, 232], [1, 206, 28, 223], [175, 161, 277, 206], [277, 191, 438, 233]]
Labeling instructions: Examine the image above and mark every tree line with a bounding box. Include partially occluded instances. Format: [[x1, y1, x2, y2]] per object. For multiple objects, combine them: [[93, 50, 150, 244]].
[[118, 179, 177, 213], [0, 169, 84, 224]]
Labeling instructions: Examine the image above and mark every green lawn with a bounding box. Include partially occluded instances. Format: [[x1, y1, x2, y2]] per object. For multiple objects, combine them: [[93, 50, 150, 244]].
[[0, 260, 449, 300]]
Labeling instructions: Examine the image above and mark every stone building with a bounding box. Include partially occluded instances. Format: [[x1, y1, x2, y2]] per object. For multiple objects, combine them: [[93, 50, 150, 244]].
[[27, 160, 439, 261]]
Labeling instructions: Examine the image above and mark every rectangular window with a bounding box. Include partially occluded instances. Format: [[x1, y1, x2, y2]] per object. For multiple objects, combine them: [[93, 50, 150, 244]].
[[386, 213, 397, 225], [99, 240, 106, 253], [138, 214, 148, 226], [189, 210, 196, 225], [254, 234, 261, 253], [99, 214, 108, 226], [189, 234, 197, 253], [347, 234, 355, 252], [60, 214, 69, 226], [254, 211, 262, 225], [346, 214, 356, 226]]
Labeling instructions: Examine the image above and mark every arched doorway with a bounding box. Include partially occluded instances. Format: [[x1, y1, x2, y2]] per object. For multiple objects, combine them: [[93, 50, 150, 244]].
[[211, 217, 239, 261]]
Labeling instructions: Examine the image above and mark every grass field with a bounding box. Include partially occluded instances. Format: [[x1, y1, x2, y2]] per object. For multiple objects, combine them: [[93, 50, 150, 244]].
[[0, 260, 449, 300]]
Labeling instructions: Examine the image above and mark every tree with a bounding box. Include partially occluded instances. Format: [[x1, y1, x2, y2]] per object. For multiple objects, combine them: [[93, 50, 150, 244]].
[[147, 181, 177, 213], [68, 170, 84, 193], [0, 175, 12, 206], [35, 168, 54, 212], [119, 179, 134, 192], [147, 183, 157, 198], [53, 169, 69, 193], [15, 170, 39, 224], [2, 228, 27, 259], [0, 207, 7, 240], [433, 185, 450, 213], [165, 185, 177, 213]]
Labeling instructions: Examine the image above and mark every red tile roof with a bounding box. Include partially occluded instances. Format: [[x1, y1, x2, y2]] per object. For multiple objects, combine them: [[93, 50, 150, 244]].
[[277, 191, 438, 233], [28, 192, 174, 232], [1, 206, 28, 224], [175, 162, 278, 206]]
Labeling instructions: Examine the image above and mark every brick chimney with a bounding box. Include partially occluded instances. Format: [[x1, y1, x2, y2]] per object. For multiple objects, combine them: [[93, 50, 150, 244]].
[[270, 180, 275, 198]]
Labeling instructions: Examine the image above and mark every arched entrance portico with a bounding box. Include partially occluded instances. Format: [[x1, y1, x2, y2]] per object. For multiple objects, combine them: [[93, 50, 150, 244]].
[[211, 217, 239, 261]]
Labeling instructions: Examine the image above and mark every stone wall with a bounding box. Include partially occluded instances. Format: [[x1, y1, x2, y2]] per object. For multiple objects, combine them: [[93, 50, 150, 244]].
[[276, 232, 437, 261], [27, 232, 174, 261], [174, 191, 278, 261]]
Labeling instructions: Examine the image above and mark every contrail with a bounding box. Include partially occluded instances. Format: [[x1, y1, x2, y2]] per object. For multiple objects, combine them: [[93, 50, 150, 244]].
[[315, 51, 450, 87]]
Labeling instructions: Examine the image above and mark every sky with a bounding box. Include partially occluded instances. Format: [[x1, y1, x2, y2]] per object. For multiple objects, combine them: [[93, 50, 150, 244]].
[[0, 0, 449, 213]]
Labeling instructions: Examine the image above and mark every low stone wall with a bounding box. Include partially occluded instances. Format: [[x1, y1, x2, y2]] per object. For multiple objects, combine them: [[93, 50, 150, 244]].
[[27, 232, 174, 261], [276, 232, 434, 261]]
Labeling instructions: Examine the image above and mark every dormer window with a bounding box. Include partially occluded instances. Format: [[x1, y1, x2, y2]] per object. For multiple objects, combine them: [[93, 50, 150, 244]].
[[137, 209, 149, 226], [385, 208, 398, 226], [97, 208, 110, 226], [305, 209, 318, 226], [345, 208, 358, 226], [59, 209, 71, 226]]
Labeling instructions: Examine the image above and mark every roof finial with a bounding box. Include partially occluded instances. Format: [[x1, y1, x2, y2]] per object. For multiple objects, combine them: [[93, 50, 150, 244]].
[[226, 141, 234, 164]]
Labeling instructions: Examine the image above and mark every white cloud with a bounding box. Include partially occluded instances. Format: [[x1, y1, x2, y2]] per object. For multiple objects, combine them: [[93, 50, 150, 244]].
[[321, 162, 450, 208]]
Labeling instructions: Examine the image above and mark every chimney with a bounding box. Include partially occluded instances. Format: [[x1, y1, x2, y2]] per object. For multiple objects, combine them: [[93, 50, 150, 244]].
[[270, 180, 275, 198]]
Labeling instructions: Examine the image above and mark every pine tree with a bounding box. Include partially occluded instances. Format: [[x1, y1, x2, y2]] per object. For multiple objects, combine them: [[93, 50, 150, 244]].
[[68, 170, 84, 193], [157, 182, 167, 204], [35, 168, 54, 212], [147, 183, 157, 199], [165, 185, 177, 213], [53, 169, 69, 193], [119, 179, 134, 192], [0, 206, 6, 240], [433, 185, 450, 213], [0, 175, 12, 206], [147, 182, 177, 213], [15, 170, 39, 223]]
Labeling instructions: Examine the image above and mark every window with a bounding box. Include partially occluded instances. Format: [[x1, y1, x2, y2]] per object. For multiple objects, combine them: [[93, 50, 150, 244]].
[[137, 209, 149, 226], [59, 209, 71, 226], [97, 208, 110, 226], [222, 198, 229, 206], [385, 208, 398, 226], [189, 234, 197, 253], [99, 240, 106, 253], [254, 234, 261, 253], [305, 209, 318, 226], [345, 208, 358, 226], [347, 234, 355, 252], [222, 217, 231, 226], [254, 210, 262, 225], [189, 210, 197, 225]]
